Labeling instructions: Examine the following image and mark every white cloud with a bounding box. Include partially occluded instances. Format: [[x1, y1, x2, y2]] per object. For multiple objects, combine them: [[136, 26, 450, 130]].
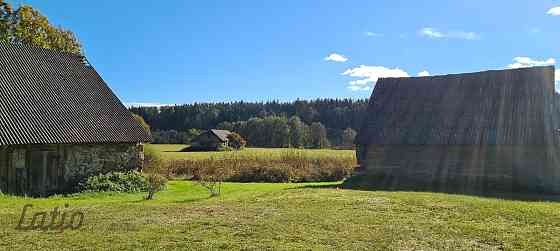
[[507, 57, 555, 69], [417, 70, 430, 77], [365, 31, 382, 37], [547, 6, 560, 16], [125, 102, 174, 108], [420, 27, 480, 40], [342, 65, 410, 91], [324, 53, 348, 62], [420, 27, 444, 38]]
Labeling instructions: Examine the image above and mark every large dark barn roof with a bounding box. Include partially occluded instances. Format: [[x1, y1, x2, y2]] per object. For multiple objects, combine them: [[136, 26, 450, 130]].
[[357, 66, 559, 145], [0, 44, 151, 146]]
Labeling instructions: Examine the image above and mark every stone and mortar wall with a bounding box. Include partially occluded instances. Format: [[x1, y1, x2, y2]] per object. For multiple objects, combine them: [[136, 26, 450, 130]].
[[62, 143, 144, 184]]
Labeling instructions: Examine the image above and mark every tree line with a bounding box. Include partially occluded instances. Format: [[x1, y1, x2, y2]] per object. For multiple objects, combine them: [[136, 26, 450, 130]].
[[130, 99, 369, 148]]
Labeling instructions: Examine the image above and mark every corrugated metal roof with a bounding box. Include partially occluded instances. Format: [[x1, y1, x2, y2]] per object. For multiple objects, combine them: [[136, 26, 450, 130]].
[[357, 66, 559, 145], [0, 43, 152, 146]]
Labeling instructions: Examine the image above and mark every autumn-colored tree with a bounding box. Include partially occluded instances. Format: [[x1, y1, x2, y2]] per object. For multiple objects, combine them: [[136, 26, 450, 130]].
[[132, 113, 151, 136], [0, 2, 82, 54], [227, 132, 247, 150]]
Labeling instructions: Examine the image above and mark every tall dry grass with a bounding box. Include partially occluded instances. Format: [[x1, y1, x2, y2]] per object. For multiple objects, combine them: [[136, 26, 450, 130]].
[[163, 149, 356, 183]]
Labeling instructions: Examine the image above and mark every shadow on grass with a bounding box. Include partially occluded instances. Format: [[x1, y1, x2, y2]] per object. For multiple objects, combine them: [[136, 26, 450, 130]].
[[343, 185, 560, 202], [341, 175, 560, 202], [129, 195, 213, 204], [285, 183, 342, 190]]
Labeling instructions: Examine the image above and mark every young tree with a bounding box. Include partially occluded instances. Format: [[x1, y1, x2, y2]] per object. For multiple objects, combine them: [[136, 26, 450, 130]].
[[310, 122, 329, 149], [288, 116, 306, 148], [341, 127, 357, 147]]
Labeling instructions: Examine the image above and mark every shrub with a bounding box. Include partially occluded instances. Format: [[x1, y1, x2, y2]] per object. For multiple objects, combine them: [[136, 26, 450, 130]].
[[145, 173, 168, 200], [79, 171, 149, 193], [193, 162, 232, 196]]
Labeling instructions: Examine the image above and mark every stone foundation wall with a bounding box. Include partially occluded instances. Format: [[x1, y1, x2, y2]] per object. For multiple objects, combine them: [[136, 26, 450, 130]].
[[62, 143, 144, 184]]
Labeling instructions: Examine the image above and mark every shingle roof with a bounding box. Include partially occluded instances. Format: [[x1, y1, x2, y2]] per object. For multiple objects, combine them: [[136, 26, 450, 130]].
[[0, 43, 152, 146], [356, 66, 560, 145], [210, 129, 232, 142]]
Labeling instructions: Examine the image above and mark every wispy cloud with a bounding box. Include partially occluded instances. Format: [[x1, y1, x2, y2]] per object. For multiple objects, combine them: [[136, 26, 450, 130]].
[[547, 6, 560, 16], [342, 65, 410, 91], [507, 57, 555, 69], [417, 70, 430, 77], [324, 53, 348, 62], [420, 27, 480, 40], [420, 27, 444, 38], [364, 31, 382, 37], [125, 102, 174, 108]]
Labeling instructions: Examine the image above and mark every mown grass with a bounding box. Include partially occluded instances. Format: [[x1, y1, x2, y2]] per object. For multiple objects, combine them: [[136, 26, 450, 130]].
[[146, 144, 356, 161], [0, 181, 559, 250]]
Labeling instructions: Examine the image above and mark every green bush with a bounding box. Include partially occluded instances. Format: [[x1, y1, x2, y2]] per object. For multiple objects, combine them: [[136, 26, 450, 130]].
[[79, 171, 149, 193]]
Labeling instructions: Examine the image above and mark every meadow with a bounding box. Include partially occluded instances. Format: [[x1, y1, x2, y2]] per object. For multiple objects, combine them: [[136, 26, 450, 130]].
[[1, 181, 559, 250]]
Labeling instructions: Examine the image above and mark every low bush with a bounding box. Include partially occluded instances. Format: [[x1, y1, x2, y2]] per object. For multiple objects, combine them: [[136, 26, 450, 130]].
[[79, 171, 149, 193]]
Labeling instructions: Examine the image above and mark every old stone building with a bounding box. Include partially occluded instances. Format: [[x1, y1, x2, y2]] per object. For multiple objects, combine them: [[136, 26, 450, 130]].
[[0, 44, 151, 196], [345, 66, 560, 195]]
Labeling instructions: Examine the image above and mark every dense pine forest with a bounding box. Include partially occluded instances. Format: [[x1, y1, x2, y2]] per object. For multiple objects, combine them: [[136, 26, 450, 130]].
[[130, 99, 369, 147]]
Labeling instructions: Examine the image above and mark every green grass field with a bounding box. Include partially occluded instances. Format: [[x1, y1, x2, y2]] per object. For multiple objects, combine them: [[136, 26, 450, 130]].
[[146, 144, 356, 161], [0, 181, 559, 250]]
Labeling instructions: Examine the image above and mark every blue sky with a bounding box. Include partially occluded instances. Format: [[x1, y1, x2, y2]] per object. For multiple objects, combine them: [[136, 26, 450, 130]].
[[9, 0, 560, 105]]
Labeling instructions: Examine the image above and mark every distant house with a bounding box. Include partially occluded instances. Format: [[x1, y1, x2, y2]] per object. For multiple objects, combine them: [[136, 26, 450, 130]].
[[189, 129, 233, 151], [0, 44, 151, 196], [345, 66, 560, 194]]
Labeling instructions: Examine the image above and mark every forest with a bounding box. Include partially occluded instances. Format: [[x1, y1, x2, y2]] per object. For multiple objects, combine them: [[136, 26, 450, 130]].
[[129, 99, 369, 147]]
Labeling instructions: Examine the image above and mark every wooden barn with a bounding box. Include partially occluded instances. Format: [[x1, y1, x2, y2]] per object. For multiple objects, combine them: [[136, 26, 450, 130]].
[[0, 44, 151, 196], [189, 129, 232, 151], [345, 66, 560, 194]]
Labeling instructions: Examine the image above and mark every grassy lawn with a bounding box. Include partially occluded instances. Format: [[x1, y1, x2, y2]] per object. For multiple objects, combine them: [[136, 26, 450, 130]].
[[146, 144, 356, 161], [1, 181, 559, 250]]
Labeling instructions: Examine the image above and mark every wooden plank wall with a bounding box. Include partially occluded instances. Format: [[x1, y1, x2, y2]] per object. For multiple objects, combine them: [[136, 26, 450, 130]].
[[360, 145, 560, 194], [0, 147, 6, 193]]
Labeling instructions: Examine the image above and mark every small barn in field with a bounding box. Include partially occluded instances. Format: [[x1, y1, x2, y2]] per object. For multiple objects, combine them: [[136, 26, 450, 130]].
[[345, 66, 560, 194], [189, 129, 232, 151], [0, 44, 151, 196]]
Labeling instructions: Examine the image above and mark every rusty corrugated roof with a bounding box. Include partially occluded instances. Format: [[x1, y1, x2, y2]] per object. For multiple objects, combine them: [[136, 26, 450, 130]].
[[0, 43, 152, 146]]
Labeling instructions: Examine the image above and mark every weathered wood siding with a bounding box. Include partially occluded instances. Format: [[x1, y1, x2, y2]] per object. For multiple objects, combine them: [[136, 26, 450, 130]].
[[0, 147, 6, 193], [352, 145, 560, 194]]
